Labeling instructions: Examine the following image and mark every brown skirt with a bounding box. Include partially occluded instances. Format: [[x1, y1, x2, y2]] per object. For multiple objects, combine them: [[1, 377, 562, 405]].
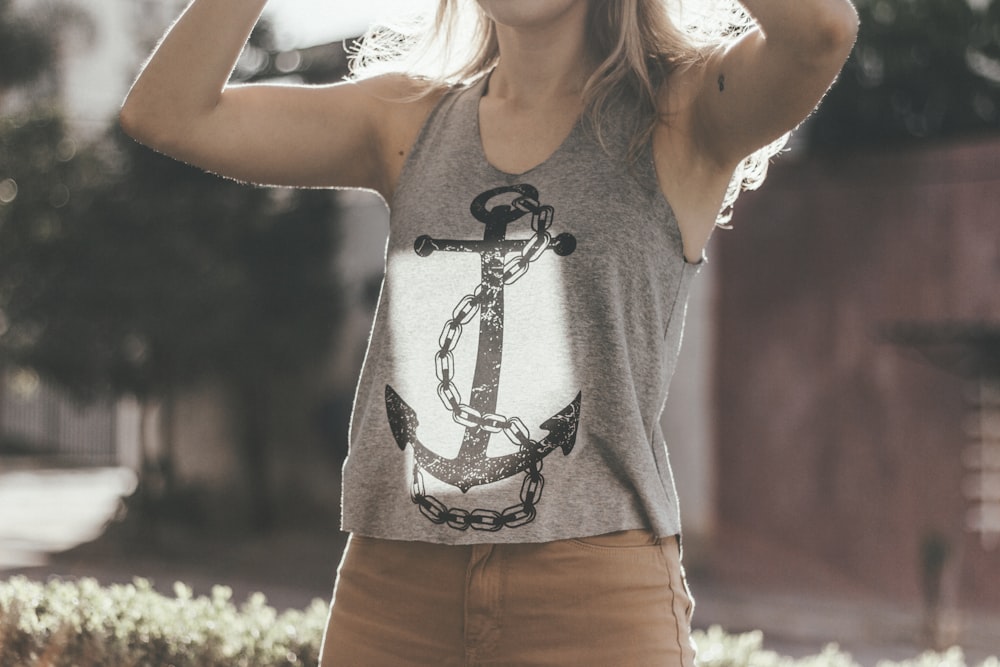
[[319, 530, 696, 666]]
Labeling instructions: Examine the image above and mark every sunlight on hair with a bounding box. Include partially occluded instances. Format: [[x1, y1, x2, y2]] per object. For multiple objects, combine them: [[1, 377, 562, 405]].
[[670, 0, 755, 44], [349, 0, 475, 83]]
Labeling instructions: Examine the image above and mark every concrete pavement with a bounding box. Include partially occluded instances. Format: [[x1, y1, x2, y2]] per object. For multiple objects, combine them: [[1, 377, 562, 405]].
[[0, 464, 136, 569]]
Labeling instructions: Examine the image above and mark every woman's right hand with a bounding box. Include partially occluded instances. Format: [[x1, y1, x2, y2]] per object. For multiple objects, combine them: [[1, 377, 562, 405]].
[[120, 0, 434, 198]]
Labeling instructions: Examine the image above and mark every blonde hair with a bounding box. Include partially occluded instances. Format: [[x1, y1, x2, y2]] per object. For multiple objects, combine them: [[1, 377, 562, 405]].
[[350, 0, 788, 225]]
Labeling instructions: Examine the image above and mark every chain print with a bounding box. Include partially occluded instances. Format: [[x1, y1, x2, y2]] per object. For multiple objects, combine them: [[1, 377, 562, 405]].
[[411, 461, 545, 531], [433, 195, 552, 438], [385, 183, 581, 531], [414, 195, 556, 531]]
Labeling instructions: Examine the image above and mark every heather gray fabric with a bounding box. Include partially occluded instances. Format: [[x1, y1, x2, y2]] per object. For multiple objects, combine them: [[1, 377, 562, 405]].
[[341, 76, 702, 544]]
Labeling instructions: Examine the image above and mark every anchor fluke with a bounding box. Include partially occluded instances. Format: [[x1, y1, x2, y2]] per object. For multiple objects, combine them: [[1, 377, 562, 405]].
[[385, 385, 582, 489], [385, 385, 418, 451], [539, 392, 582, 456]]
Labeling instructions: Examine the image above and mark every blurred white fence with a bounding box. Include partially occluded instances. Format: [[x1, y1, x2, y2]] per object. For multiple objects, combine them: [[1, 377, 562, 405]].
[[1, 371, 118, 466]]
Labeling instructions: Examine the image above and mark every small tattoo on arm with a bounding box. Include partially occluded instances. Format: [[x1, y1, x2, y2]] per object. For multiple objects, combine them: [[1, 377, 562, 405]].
[[718, 74, 726, 92]]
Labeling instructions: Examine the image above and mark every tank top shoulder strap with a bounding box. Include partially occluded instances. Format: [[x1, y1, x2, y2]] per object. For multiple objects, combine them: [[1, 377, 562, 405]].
[[393, 78, 487, 204]]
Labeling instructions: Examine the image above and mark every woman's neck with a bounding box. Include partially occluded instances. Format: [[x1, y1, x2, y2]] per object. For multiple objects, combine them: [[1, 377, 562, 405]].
[[486, 6, 594, 107]]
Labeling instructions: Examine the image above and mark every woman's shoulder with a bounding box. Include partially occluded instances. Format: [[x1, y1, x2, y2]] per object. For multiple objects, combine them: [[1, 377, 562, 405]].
[[351, 74, 457, 200], [352, 73, 453, 120], [353, 74, 455, 150]]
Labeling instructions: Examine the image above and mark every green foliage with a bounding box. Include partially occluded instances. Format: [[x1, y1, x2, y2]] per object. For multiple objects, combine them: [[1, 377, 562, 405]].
[[1, 577, 998, 667], [1, 112, 344, 527], [0, 12, 346, 527], [810, 0, 1000, 149], [692, 625, 998, 667], [0, 114, 92, 386], [694, 625, 855, 667], [0, 0, 56, 89], [0, 576, 328, 667], [0, 11, 343, 407], [0, 0, 95, 92], [0, 117, 342, 402]]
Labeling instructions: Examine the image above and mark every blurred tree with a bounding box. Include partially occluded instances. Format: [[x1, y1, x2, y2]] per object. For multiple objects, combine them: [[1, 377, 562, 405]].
[[0, 0, 95, 103], [0, 117, 343, 531], [0, 0, 55, 93], [810, 0, 1000, 149], [0, 0, 93, 451], [1, 18, 348, 531]]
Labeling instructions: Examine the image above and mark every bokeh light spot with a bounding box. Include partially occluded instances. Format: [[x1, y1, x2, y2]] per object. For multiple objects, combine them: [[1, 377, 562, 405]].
[[0, 178, 18, 204]]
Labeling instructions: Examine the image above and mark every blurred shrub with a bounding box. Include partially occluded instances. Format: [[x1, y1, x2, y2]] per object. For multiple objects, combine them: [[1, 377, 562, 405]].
[[2, 576, 999, 667], [694, 625, 998, 667], [0, 576, 327, 667]]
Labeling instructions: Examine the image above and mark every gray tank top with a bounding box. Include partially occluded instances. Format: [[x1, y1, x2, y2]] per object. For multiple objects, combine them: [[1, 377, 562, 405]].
[[341, 75, 702, 544]]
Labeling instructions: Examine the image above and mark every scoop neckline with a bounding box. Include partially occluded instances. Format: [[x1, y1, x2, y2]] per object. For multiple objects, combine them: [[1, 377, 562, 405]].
[[471, 73, 586, 180]]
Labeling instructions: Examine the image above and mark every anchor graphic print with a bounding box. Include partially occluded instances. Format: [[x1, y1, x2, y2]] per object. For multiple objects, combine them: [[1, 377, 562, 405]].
[[385, 184, 582, 531]]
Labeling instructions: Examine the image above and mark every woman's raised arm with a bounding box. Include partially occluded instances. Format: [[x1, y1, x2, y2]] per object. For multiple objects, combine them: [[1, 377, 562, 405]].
[[692, 0, 859, 171], [120, 0, 414, 194]]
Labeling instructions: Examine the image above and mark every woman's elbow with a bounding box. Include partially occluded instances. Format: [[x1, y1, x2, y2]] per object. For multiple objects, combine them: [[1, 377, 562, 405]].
[[119, 94, 176, 154], [119, 93, 155, 146], [815, 1, 860, 62], [118, 101, 142, 141]]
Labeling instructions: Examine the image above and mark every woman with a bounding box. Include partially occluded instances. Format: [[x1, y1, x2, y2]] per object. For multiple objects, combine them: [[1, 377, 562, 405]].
[[121, 0, 858, 664]]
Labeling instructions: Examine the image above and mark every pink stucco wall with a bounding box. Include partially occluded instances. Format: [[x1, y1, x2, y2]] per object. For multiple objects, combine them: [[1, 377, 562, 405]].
[[716, 137, 1000, 607]]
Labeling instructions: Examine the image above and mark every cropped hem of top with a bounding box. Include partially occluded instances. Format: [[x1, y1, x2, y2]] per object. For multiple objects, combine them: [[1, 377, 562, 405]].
[[340, 75, 703, 545]]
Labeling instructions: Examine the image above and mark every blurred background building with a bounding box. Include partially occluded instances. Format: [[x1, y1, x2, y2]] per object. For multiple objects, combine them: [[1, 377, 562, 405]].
[[718, 136, 1000, 610]]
